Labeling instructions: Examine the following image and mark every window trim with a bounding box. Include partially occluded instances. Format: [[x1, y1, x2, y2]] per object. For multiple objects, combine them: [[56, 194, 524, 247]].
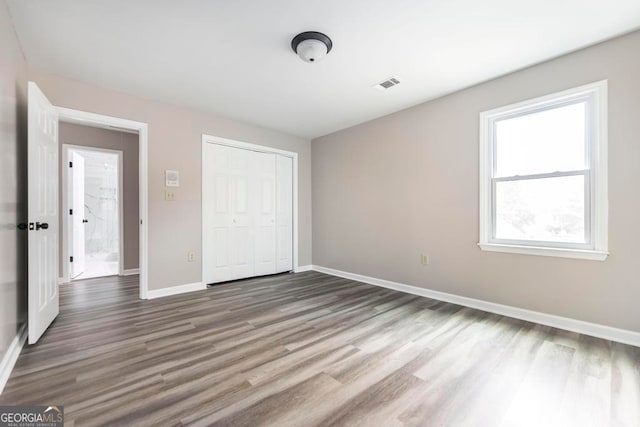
[[478, 81, 608, 261]]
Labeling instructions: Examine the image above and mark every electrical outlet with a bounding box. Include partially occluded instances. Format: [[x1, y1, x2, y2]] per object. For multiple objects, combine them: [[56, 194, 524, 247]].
[[165, 190, 176, 201], [421, 254, 430, 266], [187, 251, 195, 262]]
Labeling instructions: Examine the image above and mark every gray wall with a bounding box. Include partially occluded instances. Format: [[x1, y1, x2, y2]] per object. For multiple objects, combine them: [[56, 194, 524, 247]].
[[30, 69, 312, 291], [0, 1, 27, 364], [312, 30, 640, 333], [58, 122, 140, 274]]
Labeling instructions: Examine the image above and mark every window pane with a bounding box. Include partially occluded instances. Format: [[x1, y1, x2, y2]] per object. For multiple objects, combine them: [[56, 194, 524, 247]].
[[495, 102, 586, 177], [495, 175, 586, 243]]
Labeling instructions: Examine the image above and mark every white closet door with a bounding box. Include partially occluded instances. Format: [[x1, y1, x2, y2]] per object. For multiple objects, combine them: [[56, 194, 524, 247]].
[[204, 143, 232, 283], [276, 155, 293, 272], [253, 152, 277, 276], [229, 147, 254, 279], [203, 144, 254, 283], [204, 142, 293, 284]]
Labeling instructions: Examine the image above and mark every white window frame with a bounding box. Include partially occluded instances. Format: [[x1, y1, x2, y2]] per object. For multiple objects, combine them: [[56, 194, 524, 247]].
[[478, 81, 608, 261]]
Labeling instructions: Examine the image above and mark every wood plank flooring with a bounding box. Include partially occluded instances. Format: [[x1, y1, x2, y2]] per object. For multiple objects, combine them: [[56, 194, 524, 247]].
[[1, 272, 639, 426]]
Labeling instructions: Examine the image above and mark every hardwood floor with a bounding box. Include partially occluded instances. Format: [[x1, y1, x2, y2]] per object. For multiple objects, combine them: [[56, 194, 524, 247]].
[[1, 272, 639, 426]]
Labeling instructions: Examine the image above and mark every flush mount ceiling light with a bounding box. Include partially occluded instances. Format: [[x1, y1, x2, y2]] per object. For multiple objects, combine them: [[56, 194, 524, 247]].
[[291, 31, 333, 63]]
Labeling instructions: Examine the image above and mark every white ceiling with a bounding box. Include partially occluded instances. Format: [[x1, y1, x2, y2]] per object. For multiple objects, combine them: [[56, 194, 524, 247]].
[[7, 0, 640, 139]]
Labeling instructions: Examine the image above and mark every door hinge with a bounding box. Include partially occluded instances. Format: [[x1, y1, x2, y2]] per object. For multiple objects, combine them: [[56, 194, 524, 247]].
[[70, 256, 74, 262], [69, 209, 73, 215], [69, 161, 73, 168]]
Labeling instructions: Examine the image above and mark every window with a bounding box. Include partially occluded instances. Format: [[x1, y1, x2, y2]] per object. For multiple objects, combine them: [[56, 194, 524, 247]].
[[479, 81, 608, 260]]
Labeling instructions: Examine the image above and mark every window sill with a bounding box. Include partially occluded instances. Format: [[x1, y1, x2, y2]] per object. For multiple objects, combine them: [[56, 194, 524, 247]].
[[478, 243, 609, 261]]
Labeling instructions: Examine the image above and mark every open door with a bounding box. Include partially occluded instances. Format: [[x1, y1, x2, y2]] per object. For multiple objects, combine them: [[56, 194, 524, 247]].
[[69, 151, 86, 278], [28, 81, 59, 344]]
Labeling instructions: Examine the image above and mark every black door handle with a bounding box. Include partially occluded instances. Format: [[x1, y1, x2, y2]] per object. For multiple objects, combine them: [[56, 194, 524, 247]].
[[36, 222, 49, 230], [82, 219, 88, 223], [17, 223, 28, 230]]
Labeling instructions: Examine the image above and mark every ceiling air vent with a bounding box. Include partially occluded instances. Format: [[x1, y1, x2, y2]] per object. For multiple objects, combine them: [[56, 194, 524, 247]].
[[374, 77, 401, 90]]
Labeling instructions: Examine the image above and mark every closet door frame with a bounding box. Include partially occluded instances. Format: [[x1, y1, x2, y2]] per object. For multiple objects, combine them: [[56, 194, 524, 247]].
[[201, 134, 299, 284]]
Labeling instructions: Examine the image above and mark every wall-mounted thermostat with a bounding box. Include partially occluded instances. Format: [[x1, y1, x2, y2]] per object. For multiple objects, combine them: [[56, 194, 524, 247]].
[[165, 170, 180, 187]]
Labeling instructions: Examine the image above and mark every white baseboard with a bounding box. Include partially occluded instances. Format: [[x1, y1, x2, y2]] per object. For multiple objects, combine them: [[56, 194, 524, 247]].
[[312, 265, 640, 348], [147, 282, 206, 299], [121, 268, 140, 276], [294, 265, 313, 273], [0, 323, 27, 394]]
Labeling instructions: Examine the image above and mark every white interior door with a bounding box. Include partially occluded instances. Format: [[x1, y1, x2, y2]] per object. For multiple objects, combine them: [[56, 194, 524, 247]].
[[70, 151, 86, 278], [204, 143, 232, 283], [204, 144, 255, 284], [253, 152, 277, 276], [28, 81, 59, 344], [203, 142, 293, 285], [230, 147, 254, 280], [276, 155, 293, 272]]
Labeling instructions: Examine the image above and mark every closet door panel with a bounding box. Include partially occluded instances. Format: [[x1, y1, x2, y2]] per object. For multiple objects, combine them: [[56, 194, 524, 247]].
[[253, 152, 277, 276], [204, 144, 233, 283], [276, 155, 293, 272], [230, 148, 254, 280], [204, 143, 293, 285]]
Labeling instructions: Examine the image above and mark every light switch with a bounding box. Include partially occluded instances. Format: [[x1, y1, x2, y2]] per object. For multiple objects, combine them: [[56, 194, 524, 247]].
[[165, 190, 176, 201]]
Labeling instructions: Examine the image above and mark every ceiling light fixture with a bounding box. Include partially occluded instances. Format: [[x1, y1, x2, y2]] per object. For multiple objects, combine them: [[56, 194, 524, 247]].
[[291, 31, 333, 63]]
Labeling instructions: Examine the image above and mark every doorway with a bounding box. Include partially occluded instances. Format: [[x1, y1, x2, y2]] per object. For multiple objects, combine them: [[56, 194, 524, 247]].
[[57, 107, 149, 299], [26, 81, 149, 344], [64, 146, 123, 280]]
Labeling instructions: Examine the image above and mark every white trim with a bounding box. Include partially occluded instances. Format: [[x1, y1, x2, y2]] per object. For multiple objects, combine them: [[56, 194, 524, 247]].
[[62, 145, 124, 282], [592, 81, 609, 254], [0, 324, 27, 394], [292, 153, 299, 272], [478, 80, 609, 260], [57, 277, 65, 285], [478, 243, 608, 260], [200, 134, 300, 284], [147, 282, 206, 299], [202, 134, 298, 158], [312, 265, 640, 348], [121, 268, 140, 276], [294, 265, 313, 273], [57, 107, 149, 299]]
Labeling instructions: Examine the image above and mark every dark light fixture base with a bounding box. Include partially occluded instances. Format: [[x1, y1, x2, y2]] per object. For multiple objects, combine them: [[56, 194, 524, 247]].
[[291, 31, 333, 54]]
